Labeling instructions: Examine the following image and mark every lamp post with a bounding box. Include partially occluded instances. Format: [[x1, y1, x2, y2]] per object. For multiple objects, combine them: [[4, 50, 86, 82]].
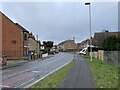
[[85, 2, 92, 62]]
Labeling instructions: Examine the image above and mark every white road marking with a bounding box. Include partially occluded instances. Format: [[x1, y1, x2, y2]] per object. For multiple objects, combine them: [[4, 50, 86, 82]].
[[24, 57, 74, 88], [15, 78, 34, 88], [2, 54, 74, 88], [2, 66, 38, 79], [2, 55, 59, 79], [3, 73, 17, 79], [32, 71, 39, 73], [0, 85, 10, 88]]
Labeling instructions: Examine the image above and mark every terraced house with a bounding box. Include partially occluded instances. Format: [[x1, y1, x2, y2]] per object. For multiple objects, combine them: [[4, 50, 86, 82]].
[[1, 12, 23, 60], [28, 32, 41, 59], [0, 12, 41, 60], [16, 23, 29, 58]]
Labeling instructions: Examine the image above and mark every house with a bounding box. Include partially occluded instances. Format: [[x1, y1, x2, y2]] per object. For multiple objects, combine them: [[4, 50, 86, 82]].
[[28, 32, 41, 59], [1, 12, 23, 60], [0, 12, 42, 61], [16, 23, 29, 58], [77, 39, 90, 51], [57, 40, 77, 52], [93, 31, 120, 49]]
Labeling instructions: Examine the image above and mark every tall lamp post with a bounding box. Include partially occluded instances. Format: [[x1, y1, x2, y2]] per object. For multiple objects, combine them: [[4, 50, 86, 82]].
[[85, 2, 92, 62]]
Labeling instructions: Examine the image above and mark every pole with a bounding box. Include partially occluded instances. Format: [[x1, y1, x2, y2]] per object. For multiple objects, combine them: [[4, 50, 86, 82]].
[[89, 4, 92, 62], [85, 2, 92, 62]]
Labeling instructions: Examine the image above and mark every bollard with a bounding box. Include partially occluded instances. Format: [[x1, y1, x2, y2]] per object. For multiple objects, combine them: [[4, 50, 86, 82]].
[[2, 55, 7, 66]]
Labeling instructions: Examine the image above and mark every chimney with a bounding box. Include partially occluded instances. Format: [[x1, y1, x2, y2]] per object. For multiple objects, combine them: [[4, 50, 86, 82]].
[[73, 37, 75, 42]]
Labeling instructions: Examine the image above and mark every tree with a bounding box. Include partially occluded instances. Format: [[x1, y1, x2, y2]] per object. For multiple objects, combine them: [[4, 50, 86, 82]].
[[103, 36, 120, 51], [43, 41, 54, 53]]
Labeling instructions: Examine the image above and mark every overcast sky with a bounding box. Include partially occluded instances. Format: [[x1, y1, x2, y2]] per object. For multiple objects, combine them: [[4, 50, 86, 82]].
[[1, 1, 118, 44]]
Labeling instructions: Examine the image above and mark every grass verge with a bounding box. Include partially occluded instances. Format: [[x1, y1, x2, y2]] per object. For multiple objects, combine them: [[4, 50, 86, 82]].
[[30, 60, 75, 88], [81, 55, 118, 88]]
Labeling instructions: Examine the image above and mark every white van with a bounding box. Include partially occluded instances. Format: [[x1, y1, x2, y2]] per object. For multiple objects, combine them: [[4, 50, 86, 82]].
[[79, 45, 98, 55], [79, 48, 87, 55]]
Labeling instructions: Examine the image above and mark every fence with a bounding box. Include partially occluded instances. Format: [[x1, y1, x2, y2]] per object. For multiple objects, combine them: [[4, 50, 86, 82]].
[[92, 50, 119, 67]]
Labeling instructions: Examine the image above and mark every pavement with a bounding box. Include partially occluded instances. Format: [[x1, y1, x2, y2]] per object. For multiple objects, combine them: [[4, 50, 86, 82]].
[[59, 54, 96, 88], [0, 60, 28, 70]]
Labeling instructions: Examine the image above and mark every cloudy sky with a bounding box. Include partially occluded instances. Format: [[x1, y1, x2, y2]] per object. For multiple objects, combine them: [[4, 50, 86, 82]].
[[1, 1, 119, 44]]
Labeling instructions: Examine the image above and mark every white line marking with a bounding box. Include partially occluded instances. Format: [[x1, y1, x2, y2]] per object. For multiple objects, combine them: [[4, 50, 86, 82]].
[[24, 57, 74, 88], [32, 71, 39, 73], [15, 78, 34, 88], [3, 73, 17, 79], [2, 55, 58, 79], [2, 66, 38, 79], [0, 85, 10, 87]]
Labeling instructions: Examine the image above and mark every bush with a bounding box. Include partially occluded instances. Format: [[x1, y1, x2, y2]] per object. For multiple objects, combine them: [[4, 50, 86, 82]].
[[103, 36, 120, 51], [48, 51, 54, 55]]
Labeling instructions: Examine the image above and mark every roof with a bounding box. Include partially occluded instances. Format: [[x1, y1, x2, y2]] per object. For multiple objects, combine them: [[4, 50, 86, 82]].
[[94, 31, 120, 35], [0, 11, 29, 33], [77, 39, 90, 45], [58, 41, 67, 45], [58, 40, 74, 45], [94, 31, 120, 38], [15, 23, 29, 33], [0, 11, 16, 26]]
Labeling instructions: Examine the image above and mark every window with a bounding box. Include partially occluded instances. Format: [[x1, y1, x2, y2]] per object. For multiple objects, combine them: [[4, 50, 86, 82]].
[[24, 34, 27, 41]]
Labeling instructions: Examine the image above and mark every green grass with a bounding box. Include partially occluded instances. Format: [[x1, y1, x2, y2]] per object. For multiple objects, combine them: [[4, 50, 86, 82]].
[[82, 55, 118, 88], [30, 60, 75, 88]]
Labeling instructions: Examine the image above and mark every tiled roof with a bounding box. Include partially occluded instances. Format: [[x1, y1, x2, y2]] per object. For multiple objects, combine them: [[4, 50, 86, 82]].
[[58, 40, 73, 45], [77, 39, 90, 45]]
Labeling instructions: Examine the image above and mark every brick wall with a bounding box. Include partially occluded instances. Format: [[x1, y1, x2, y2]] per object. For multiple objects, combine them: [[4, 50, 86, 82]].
[[64, 40, 77, 51], [2, 13, 23, 60]]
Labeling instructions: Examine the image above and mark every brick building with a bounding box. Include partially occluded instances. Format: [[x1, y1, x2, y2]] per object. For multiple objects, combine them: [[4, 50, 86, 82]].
[[1, 12, 23, 60], [16, 23, 29, 58], [57, 40, 77, 52]]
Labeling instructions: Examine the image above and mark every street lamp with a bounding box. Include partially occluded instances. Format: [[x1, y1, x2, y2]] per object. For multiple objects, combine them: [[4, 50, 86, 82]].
[[85, 2, 92, 62]]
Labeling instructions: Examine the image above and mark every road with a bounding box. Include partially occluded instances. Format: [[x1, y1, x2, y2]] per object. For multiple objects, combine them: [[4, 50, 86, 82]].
[[1, 52, 74, 88], [59, 54, 96, 88]]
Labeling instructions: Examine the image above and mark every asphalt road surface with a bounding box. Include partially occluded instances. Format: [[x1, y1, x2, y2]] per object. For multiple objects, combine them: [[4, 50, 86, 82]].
[[1, 52, 74, 89], [59, 54, 96, 88]]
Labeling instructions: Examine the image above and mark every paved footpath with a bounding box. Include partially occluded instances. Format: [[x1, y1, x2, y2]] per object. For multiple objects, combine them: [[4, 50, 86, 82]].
[[59, 54, 96, 88]]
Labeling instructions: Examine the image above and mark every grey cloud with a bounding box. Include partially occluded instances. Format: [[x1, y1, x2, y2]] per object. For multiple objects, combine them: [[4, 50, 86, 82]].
[[2, 2, 118, 44]]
